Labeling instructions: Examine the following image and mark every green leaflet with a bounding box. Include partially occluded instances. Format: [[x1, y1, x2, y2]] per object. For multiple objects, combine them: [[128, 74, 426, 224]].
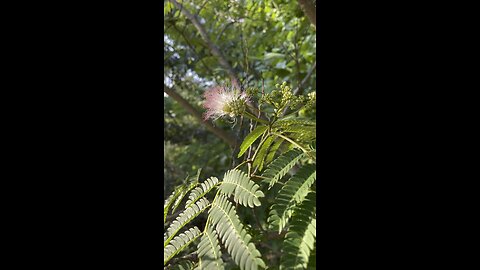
[[165, 197, 210, 247], [261, 149, 305, 189], [306, 245, 316, 270], [238, 125, 268, 158], [264, 137, 284, 166], [252, 135, 275, 172], [170, 260, 194, 270], [209, 194, 266, 270], [164, 187, 184, 223], [268, 164, 316, 233], [219, 169, 264, 208], [273, 118, 316, 129], [185, 177, 219, 209], [280, 192, 316, 270], [171, 178, 198, 215], [196, 225, 224, 270], [164, 226, 202, 266], [273, 118, 316, 146]]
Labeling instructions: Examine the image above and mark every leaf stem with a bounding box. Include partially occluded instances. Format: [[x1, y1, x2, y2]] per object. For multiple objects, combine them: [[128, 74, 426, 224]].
[[244, 110, 269, 124], [271, 132, 310, 154]]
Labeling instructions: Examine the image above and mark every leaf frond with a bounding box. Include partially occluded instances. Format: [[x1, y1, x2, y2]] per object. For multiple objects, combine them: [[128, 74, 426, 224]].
[[185, 177, 219, 209], [219, 169, 264, 208], [209, 194, 266, 270], [164, 226, 202, 266], [268, 164, 316, 232], [280, 192, 316, 270], [165, 197, 210, 247], [261, 149, 305, 189], [196, 225, 224, 270]]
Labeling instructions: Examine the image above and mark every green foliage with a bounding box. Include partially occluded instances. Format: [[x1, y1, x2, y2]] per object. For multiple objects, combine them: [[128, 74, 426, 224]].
[[219, 169, 265, 208], [172, 179, 198, 215], [251, 135, 274, 171], [170, 261, 195, 270], [165, 198, 210, 247], [238, 125, 268, 158], [280, 192, 316, 270], [268, 164, 316, 233], [164, 79, 316, 269], [209, 194, 266, 270], [261, 149, 305, 189], [264, 137, 284, 165], [165, 188, 183, 223], [164, 171, 265, 270], [196, 225, 224, 270], [164, 0, 316, 267], [185, 177, 219, 209], [165, 226, 202, 266]]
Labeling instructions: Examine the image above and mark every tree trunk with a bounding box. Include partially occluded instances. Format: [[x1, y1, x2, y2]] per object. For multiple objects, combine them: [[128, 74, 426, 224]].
[[298, 0, 316, 28]]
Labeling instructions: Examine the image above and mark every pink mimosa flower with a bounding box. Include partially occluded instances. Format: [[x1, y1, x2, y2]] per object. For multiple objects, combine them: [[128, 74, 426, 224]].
[[202, 86, 249, 121]]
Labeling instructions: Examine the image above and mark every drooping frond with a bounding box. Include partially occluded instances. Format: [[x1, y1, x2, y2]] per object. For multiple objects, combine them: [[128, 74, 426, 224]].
[[196, 224, 224, 270], [219, 169, 264, 208], [171, 180, 198, 215], [165, 198, 210, 246], [280, 192, 316, 270], [165, 187, 184, 223], [268, 164, 316, 233], [261, 149, 305, 189], [185, 177, 219, 209], [164, 226, 202, 266], [238, 125, 268, 158], [209, 194, 266, 270]]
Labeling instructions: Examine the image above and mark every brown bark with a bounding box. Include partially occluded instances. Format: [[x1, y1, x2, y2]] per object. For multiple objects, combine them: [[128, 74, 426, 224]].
[[164, 86, 237, 147], [298, 0, 316, 28]]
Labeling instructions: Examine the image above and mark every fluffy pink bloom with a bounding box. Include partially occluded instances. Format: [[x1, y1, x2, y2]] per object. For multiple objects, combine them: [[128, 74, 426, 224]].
[[202, 86, 249, 121]]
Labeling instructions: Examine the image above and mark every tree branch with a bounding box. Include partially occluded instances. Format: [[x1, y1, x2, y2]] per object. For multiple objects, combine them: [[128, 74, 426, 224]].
[[293, 60, 316, 95], [169, 0, 240, 87], [298, 0, 316, 28], [164, 86, 236, 147]]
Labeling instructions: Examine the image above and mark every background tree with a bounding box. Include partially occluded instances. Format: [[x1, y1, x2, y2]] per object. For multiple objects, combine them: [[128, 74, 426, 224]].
[[163, 0, 316, 197]]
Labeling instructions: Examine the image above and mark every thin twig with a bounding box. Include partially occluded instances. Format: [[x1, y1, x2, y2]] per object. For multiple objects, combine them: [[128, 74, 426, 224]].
[[169, 0, 239, 86], [164, 86, 236, 147]]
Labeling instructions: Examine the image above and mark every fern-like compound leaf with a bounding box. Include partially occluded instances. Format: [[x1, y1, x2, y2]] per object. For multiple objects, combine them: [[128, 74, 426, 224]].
[[209, 194, 266, 270], [238, 125, 268, 158], [164, 226, 202, 266], [219, 169, 264, 208], [165, 197, 210, 247], [261, 149, 305, 189], [169, 260, 194, 270], [185, 177, 219, 209], [165, 187, 184, 223], [280, 192, 316, 270], [196, 225, 224, 270], [171, 179, 198, 215], [268, 164, 316, 233]]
